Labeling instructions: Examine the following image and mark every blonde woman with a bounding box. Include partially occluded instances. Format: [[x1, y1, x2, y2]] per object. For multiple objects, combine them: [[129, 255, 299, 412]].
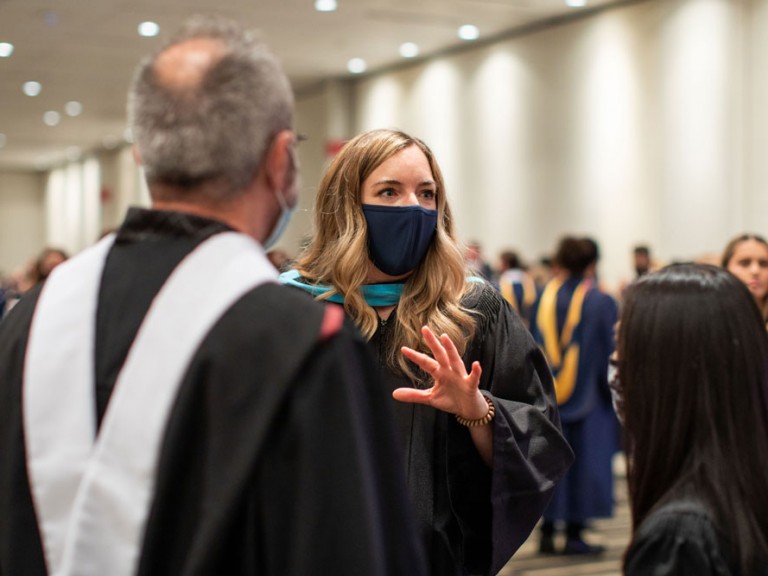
[[282, 129, 573, 575]]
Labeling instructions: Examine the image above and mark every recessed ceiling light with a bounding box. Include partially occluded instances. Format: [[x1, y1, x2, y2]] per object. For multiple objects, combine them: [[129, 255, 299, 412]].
[[23, 81, 42, 97], [0, 42, 14, 58], [43, 111, 61, 127], [0, 133, 6, 148], [65, 101, 83, 117], [347, 58, 367, 74], [458, 24, 480, 41], [138, 21, 160, 37], [399, 42, 419, 58], [565, 0, 587, 7], [315, 0, 337, 12]]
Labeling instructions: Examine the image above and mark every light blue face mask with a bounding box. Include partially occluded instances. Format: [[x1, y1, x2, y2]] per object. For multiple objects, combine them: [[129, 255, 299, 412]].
[[263, 188, 295, 250], [264, 140, 299, 250]]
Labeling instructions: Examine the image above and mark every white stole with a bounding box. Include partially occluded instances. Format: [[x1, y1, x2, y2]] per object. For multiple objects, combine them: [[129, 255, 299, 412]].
[[23, 231, 277, 576]]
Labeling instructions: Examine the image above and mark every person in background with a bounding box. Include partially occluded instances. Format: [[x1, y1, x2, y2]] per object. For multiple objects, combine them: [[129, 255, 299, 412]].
[[34, 247, 69, 284], [465, 239, 494, 281], [529, 255, 555, 292], [531, 236, 619, 556], [632, 245, 653, 279], [282, 128, 573, 575], [0, 16, 425, 576], [721, 233, 768, 326], [496, 249, 538, 326], [616, 264, 768, 575], [619, 245, 659, 300]]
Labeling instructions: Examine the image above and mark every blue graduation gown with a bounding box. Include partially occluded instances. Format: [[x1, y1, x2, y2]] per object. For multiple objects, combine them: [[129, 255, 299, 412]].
[[531, 276, 619, 522]]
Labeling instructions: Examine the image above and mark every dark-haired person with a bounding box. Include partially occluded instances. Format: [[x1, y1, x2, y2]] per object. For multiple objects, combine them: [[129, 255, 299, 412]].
[[281, 128, 573, 575], [531, 236, 619, 555], [615, 264, 768, 575], [722, 233, 768, 326], [34, 247, 69, 285], [0, 17, 426, 575], [632, 245, 653, 278]]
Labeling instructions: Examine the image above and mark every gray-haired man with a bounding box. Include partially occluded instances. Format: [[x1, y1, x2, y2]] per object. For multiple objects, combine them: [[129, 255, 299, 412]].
[[0, 15, 425, 576]]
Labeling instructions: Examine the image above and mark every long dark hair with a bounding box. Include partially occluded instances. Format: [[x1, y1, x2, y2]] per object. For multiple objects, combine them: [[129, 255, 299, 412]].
[[618, 264, 768, 573]]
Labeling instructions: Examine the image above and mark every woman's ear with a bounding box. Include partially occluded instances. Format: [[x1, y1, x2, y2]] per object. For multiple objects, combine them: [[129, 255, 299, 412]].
[[132, 144, 142, 166]]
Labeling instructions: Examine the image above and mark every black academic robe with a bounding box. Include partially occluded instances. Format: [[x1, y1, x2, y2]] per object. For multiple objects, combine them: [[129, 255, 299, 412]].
[[370, 282, 573, 576], [0, 208, 426, 576], [625, 497, 768, 576]]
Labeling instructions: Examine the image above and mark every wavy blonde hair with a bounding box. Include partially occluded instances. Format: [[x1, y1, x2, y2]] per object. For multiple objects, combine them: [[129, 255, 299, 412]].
[[295, 128, 478, 384]]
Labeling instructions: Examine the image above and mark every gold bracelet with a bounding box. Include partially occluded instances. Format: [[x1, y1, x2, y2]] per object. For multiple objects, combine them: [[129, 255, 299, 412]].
[[455, 395, 495, 427]]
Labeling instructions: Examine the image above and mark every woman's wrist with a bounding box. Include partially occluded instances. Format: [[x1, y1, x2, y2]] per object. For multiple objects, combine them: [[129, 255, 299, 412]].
[[455, 394, 495, 427]]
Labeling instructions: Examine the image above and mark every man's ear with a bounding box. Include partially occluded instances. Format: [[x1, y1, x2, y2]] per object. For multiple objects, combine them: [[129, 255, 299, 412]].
[[132, 145, 143, 166], [263, 130, 294, 192]]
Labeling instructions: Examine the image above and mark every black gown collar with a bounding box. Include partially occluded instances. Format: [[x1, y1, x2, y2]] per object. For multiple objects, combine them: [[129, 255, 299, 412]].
[[116, 207, 233, 243]]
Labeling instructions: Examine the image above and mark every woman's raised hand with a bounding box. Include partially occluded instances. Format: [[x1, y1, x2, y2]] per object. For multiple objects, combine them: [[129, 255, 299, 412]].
[[393, 325, 487, 420]]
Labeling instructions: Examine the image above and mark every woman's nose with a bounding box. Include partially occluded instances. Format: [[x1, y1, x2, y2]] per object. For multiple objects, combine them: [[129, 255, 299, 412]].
[[401, 191, 420, 206]]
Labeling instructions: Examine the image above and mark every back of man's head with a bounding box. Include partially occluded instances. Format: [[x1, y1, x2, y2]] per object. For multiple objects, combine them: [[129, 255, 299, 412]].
[[127, 15, 294, 200]]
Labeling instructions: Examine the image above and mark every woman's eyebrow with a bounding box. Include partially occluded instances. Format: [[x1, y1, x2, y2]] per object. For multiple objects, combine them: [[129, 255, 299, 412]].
[[371, 178, 435, 186]]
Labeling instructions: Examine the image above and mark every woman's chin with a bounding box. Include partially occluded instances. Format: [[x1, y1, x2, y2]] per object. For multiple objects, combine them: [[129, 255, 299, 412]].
[[366, 263, 414, 284]]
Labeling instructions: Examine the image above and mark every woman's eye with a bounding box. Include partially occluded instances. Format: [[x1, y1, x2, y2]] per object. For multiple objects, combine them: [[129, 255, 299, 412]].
[[379, 188, 396, 197], [420, 189, 436, 199]]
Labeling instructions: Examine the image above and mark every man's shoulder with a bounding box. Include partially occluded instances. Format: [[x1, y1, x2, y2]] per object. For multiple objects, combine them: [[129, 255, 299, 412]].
[[216, 283, 356, 351], [238, 282, 336, 322]]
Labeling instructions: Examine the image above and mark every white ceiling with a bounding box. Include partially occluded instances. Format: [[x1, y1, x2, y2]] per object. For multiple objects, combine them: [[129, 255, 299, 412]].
[[0, 0, 627, 171]]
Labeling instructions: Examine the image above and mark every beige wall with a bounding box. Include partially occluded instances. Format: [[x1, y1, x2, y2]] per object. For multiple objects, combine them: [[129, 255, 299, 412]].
[[282, 79, 356, 258], [0, 171, 46, 276]]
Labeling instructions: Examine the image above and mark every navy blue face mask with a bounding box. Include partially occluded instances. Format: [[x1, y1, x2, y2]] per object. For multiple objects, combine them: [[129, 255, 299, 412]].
[[362, 204, 438, 276]]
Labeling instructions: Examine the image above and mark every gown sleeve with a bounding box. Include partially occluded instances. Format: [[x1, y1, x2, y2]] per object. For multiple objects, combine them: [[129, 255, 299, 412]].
[[446, 284, 574, 575], [624, 503, 736, 576]]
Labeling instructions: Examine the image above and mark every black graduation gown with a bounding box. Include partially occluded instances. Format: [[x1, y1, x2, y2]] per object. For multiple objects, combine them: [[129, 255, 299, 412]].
[[0, 208, 426, 576], [625, 497, 768, 576], [370, 282, 574, 576]]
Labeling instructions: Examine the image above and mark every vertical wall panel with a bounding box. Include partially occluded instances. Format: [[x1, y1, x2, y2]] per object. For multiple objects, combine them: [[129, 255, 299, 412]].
[[658, 0, 737, 261]]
